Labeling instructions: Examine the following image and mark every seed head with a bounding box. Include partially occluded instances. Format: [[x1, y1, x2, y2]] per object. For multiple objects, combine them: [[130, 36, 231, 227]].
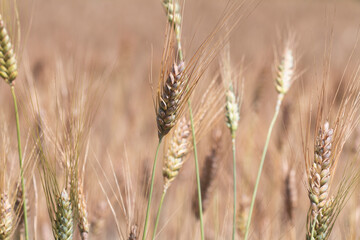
[[225, 84, 240, 138], [163, 117, 190, 190], [275, 47, 294, 95], [55, 189, 73, 240], [0, 14, 18, 85], [0, 192, 13, 240]]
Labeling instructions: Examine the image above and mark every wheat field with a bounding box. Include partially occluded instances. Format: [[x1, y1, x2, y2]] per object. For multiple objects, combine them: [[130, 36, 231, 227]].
[[1, 0, 360, 240]]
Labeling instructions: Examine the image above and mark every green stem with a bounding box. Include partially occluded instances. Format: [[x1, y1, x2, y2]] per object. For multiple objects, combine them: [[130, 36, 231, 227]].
[[188, 100, 204, 240], [232, 137, 236, 240], [142, 139, 163, 240], [152, 190, 167, 239], [11, 85, 29, 240], [244, 96, 283, 240]]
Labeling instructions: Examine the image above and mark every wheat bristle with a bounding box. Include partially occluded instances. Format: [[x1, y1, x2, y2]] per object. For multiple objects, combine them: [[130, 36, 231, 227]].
[[0, 14, 18, 85]]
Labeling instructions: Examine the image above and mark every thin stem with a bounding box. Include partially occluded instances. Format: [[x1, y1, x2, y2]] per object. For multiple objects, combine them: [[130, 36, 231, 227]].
[[11, 85, 29, 240], [152, 190, 167, 240], [189, 100, 204, 240], [244, 95, 283, 240], [232, 137, 236, 240], [142, 139, 163, 240]]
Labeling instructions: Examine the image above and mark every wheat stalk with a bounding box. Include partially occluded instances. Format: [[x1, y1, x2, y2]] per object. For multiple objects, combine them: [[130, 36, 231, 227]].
[[0, 12, 29, 240], [244, 40, 295, 240]]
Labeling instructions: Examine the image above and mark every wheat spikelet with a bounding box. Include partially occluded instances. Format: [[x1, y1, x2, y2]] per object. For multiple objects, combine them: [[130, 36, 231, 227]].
[[163, 117, 190, 191], [0, 14, 17, 85], [157, 61, 186, 139], [284, 168, 297, 224], [0, 192, 13, 240], [55, 189, 73, 240], [192, 130, 221, 219]]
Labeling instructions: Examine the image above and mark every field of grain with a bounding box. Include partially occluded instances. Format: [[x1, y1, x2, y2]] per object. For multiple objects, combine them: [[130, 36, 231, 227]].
[[1, 0, 360, 239]]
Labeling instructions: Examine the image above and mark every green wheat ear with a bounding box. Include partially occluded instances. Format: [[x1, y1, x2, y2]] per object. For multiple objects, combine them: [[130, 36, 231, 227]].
[[0, 14, 18, 85], [55, 189, 74, 240]]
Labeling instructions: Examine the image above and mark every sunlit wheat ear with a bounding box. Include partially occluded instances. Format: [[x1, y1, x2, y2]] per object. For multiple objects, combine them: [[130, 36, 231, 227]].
[[0, 192, 13, 240], [225, 85, 240, 138], [55, 189, 74, 240], [309, 122, 333, 218], [163, 117, 190, 191], [157, 61, 186, 139], [0, 14, 17, 85], [275, 46, 294, 97], [221, 44, 240, 138], [305, 121, 344, 240]]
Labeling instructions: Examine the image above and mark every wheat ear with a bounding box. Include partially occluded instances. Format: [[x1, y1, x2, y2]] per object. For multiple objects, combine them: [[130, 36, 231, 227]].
[[284, 168, 297, 225], [192, 130, 221, 219], [222, 44, 241, 240], [55, 189, 74, 240], [0, 192, 14, 240], [75, 179, 89, 240], [306, 122, 335, 239]]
